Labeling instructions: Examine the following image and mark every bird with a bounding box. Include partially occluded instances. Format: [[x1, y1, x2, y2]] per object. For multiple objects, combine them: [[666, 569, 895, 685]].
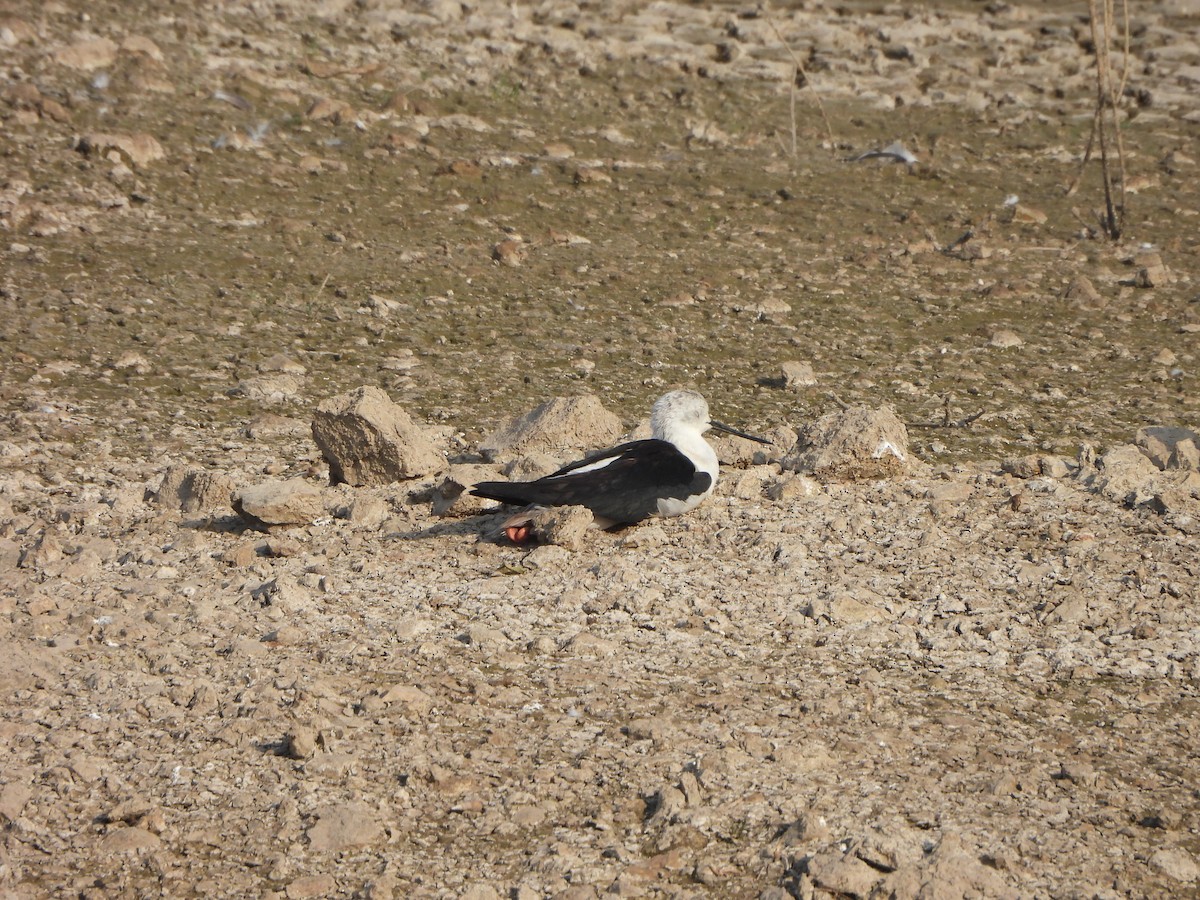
[[470, 390, 770, 541]]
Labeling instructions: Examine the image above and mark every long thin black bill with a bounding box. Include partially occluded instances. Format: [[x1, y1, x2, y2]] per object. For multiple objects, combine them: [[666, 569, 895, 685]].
[[709, 420, 772, 444]]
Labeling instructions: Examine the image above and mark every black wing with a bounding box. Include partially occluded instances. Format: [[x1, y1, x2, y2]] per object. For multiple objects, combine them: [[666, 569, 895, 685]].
[[471, 439, 712, 524]]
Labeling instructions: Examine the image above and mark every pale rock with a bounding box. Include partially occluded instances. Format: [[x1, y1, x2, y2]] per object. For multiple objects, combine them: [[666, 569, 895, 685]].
[[1151, 847, 1199, 883], [1063, 274, 1105, 308], [233, 373, 302, 403], [989, 329, 1023, 348], [234, 479, 328, 527], [432, 464, 504, 517], [767, 473, 819, 502], [528, 504, 594, 550], [926, 482, 971, 502], [155, 466, 235, 515], [99, 827, 162, 853], [287, 875, 338, 899], [348, 494, 390, 529], [1002, 455, 1041, 479], [284, 727, 319, 760], [257, 353, 308, 375], [244, 413, 309, 439], [76, 133, 166, 168], [828, 593, 888, 625], [381, 684, 435, 716], [480, 395, 622, 462], [784, 405, 910, 480], [54, 37, 119, 69], [781, 361, 817, 390], [1090, 444, 1162, 507], [1137, 425, 1200, 471], [312, 385, 447, 485], [306, 802, 385, 852], [806, 843, 881, 897], [877, 832, 1019, 898], [0, 782, 33, 822]]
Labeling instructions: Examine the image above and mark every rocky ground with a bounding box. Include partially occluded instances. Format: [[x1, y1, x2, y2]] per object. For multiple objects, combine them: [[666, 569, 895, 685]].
[[3, 0, 1200, 897]]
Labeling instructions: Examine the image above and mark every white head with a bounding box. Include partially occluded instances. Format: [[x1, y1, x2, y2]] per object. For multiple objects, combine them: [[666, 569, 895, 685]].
[[650, 390, 711, 440]]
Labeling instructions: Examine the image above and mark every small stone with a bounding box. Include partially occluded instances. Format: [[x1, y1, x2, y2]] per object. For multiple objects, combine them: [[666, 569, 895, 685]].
[[284, 726, 319, 760], [1063, 274, 1104, 307], [1039, 455, 1071, 478], [306, 96, 355, 122], [989, 329, 1023, 348], [543, 142, 575, 159], [1002, 455, 1042, 479], [233, 373, 302, 403], [234, 479, 328, 528], [926, 482, 971, 502], [1133, 249, 1170, 287], [0, 782, 33, 822], [113, 351, 152, 373], [432, 464, 505, 517], [767, 473, 819, 502], [528, 505, 594, 550], [306, 802, 385, 852], [287, 874, 338, 899], [223, 542, 259, 567], [492, 238, 525, 267], [54, 37, 119, 70], [806, 844, 880, 897], [312, 385, 447, 485], [76, 133, 166, 168], [381, 684, 434, 716], [828, 594, 887, 625], [348, 495, 390, 529], [99, 827, 161, 853], [780, 360, 817, 390]]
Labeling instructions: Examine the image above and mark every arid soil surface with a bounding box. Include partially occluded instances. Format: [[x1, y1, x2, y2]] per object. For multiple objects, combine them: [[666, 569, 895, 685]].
[[3, 0, 1200, 897]]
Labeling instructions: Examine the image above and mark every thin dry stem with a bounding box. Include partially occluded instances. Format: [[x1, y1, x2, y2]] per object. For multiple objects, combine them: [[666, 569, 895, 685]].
[[758, 2, 834, 153], [1067, 0, 1128, 239]]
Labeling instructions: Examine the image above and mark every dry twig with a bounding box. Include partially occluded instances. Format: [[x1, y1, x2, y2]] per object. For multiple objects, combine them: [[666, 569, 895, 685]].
[[758, 2, 835, 153], [1066, 0, 1130, 239]]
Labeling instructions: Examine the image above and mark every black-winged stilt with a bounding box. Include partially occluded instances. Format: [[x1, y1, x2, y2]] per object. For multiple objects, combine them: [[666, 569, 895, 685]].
[[471, 390, 770, 540]]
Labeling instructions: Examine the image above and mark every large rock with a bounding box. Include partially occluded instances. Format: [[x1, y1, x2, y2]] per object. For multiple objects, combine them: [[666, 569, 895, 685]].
[[479, 395, 621, 462], [312, 386, 446, 485], [1136, 425, 1200, 471], [1090, 444, 1162, 507], [783, 405, 910, 480]]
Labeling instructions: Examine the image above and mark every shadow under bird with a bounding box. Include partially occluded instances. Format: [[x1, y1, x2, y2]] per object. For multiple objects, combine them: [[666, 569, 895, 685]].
[[471, 390, 771, 538]]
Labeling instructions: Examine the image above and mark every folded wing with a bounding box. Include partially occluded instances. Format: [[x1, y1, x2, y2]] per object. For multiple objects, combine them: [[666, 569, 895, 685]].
[[471, 439, 712, 525]]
